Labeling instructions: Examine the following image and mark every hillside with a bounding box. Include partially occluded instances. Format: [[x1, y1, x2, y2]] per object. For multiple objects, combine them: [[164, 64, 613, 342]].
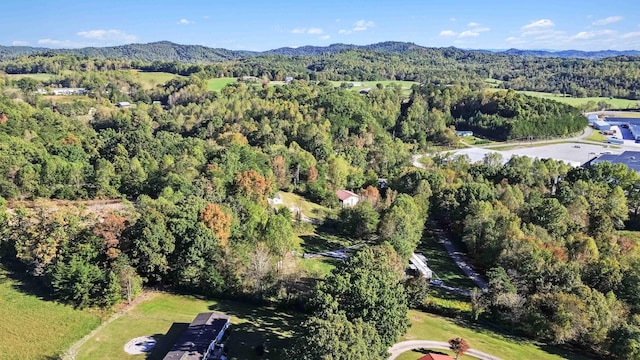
[[1, 41, 639, 63]]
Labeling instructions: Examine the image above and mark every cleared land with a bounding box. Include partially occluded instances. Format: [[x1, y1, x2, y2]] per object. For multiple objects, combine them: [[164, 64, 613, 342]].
[[5, 73, 57, 81], [0, 266, 102, 360], [75, 292, 298, 360], [398, 311, 591, 360], [207, 77, 238, 91], [277, 191, 332, 221], [519, 91, 639, 109], [133, 71, 182, 89]]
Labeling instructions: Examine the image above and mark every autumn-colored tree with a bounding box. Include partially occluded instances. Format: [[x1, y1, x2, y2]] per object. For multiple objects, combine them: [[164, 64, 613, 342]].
[[234, 170, 272, 205], [272, 155, 289, 188], [361, 186, 381, 207], [449, 338, 470, 360], [93, 212, 128, 260], [200, 203, 232, 247], [307, 166, 318, 182]]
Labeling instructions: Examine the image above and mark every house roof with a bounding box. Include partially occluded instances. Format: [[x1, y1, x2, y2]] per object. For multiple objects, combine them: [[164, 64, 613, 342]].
[[418, 354, 454, 360], [336, 189, 359, 201], [162, 312, 230, 360], [594, 120, 610, 127]]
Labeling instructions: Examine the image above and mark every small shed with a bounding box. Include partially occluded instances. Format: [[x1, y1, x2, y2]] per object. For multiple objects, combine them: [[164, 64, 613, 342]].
[[116, 101, 131, 108], [456, 130, 473, 137], [587, 114, 599, 125], [594, 120, 611, 131], [336, 190, 359, 207]]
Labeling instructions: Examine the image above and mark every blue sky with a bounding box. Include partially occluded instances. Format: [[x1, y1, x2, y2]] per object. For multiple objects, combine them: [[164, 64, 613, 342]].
[[3, 0, 640, 51]]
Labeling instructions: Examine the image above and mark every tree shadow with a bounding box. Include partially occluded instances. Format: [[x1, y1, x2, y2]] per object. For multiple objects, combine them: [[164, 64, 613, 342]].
[[1, 261, 54, 301], [208, 300, 301, 359], [414, 348, 450, 356], [145, 324, 189, 360]]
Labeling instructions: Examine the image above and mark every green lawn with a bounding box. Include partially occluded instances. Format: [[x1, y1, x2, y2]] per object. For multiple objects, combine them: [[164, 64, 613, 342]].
[[511, 90, 639, 109], [0, 265, 102, 360], [399, 311, 592, 360], [417, 232, 476, 290], [75, 292, 299, 360], [396, 348, 475, 360], [134, 71, 183, 89], [277, 191, 333, 221], [207, 77, 238, 91], [584, 130, 607, 142], [6, 73, 57, 81], [459, 136, 495, 147]]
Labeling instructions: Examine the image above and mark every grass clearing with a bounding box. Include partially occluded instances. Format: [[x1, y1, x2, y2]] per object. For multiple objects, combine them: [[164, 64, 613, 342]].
[[0, 265, 102, 360], [277, 191, 332, 221], [396, 349, 475, 360], [584, 130, 607, 142], [488, 89, 639, 109], [5, 73, 57, 81], [76, 292, 299, 360], [417, 232, 476, 290], [208, 77, 238, 91], [133, 71, 183, 89], [402, 310, 592, 360], [459, 136, 495, 147]]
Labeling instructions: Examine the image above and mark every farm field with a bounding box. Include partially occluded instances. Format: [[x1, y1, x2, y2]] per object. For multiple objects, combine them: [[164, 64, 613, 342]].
[[396, 310, 592, 360], [5, 73, 57, 81], [75, 292, 298, 360], [207, 77, 238, 91], [519, 91, 640, 109], [0, 265, 102, 360], [133, 71, 182, 89]]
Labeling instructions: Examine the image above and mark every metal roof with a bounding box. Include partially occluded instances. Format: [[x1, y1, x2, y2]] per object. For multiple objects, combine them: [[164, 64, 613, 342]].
[[163, 312, 230, 360], [591, 151, 640, 172]]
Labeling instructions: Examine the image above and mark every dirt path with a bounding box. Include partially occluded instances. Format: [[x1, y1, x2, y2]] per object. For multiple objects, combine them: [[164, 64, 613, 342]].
[[388, 340, 503, 360], [61, 291, 157, 360]]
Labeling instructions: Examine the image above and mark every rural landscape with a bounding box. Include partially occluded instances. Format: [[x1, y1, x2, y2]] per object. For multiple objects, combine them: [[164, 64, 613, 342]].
[[3, 2, 640, 360]]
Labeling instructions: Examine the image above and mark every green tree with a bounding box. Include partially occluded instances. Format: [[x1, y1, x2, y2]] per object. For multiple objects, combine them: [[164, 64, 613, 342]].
[[378, 194, 424, 260]]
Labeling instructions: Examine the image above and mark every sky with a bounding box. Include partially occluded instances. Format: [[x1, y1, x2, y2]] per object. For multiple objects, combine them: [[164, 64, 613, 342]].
[[3, 0, 640, 51]]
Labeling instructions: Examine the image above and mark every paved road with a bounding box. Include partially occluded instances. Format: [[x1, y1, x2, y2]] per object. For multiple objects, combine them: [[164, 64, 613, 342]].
[[431, 226, 488, 291], [388, 340, 503, 360]]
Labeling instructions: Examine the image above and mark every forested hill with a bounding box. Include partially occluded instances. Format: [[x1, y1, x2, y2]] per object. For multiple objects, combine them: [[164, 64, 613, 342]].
[[1, 41, 639, 62], [0, 41, 253, 62]]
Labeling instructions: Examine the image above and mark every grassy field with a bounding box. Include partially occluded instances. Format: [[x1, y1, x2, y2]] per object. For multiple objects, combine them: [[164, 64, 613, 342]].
[[459, 136, 495, 147], [398, 311, 592, 360], [584, 130, 607, 142], [516, 90, 639, 109], [76, 292, 299, 360], [207, 77, 238, 91], [277, 191, 332, 221], [0, 265, 102, 360], [417, 232, 476, 290], [133, 71, 182, 89], [5, 73, 57, 81]]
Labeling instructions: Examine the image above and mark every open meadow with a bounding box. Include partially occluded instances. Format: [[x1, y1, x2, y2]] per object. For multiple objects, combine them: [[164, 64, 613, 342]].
[[0, 265, 102, 360], [207, 77, 238, 91]]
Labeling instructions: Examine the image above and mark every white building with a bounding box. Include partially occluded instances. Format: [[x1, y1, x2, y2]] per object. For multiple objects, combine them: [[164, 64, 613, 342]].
[[336, 190, 359, 207]]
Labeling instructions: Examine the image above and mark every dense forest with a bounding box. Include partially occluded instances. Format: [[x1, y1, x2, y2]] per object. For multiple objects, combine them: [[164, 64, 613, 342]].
[[1, 48, 640, 359], [2, 43, 640, 99]]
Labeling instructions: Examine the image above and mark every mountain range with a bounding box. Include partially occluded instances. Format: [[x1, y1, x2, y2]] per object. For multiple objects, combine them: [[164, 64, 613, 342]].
[[1, 41, 639, 62]]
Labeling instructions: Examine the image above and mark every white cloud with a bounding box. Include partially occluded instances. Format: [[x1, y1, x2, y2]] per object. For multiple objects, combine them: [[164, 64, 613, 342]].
[[177, 19, 193, 25], [522, 19, 555, 31], [353, 19, 375, 32], [572, 30, 616, 40], [291, 27, 324, 35], [592, 16, 623, 26], [12, 40, 30, 46], [449, 17, 456, 22], [37, 39, 84, 48], [341, 19, 375, 34], [76, 29, 137, 43], [459, 30, 480, 38], [468, 22, 481, 27], [320, 35, 331, 40], [623, 32, 640, 39], [439, 30, 457, 37]]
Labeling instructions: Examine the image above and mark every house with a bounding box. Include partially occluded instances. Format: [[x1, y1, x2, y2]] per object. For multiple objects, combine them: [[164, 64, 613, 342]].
[[456, 130, 473, 137], [418, 354, 454, 360], [51, 87, 87, 95], [116, 101, 131, 108], [163, 312, 230, 360], [408, 253, 433, 279], [269, 192, 283, 205], [594, 120, 611, 131], [336, 190, 359, 207], [284, 76, 294, 83]]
